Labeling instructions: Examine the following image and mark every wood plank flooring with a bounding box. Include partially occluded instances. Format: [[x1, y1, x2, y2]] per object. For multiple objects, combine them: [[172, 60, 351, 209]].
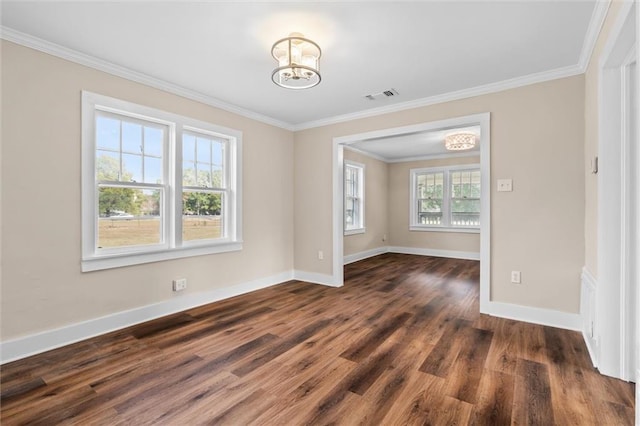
[[1, 254, 635, 425]]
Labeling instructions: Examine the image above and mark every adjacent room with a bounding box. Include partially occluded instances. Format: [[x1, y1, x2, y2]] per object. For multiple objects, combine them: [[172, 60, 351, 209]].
[[1, 1, 638, 424]]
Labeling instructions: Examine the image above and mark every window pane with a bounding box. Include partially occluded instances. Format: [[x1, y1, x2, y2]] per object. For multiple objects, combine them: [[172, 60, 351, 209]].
[[345, 197, 355, 226], [183, 192, 223, 241], [197, 164, 212, 187], [183, 134, 196, 162], [122, 122, 142, 154], [183, 161, 196, 186], [418, 199, 442, 225], [98, 187, 162, 248], [96, 116, 120, 151], [417, 172, 443, 199], [451, 170, 480, 198], [451, 199, 480, 226], [212, 165, 223, 187], [212, 141, 224, 166], [122, 153, 142, 182], [144, 156, 162, 184], [344, 164, 363, 231], [144, 127, 163, 157], [196, 137, 211, 163], [96, 150, 120, 181]]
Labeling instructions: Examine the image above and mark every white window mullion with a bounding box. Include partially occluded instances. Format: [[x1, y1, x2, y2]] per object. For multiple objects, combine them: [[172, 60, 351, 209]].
[[442, 171, 451, 227], [173, 125, 182, 248]]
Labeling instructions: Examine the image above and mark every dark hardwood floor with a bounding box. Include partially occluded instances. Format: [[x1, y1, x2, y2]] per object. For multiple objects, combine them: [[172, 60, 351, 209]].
[[1, 254, 635, 425]]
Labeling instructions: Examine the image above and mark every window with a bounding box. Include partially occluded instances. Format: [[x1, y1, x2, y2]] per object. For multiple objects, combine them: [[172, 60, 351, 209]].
[[344, 161, 365, 235], [82, 92, 242, 271], [410, 165, 480, 232]]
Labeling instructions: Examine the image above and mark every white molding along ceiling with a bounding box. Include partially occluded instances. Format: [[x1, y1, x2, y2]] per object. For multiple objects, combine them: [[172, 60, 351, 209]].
[[1, 1, 608, 130]]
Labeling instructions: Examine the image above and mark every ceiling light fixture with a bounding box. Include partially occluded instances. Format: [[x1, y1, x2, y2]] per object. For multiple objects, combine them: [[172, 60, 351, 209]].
[[271, 32, 321, 89], [444, 132, 477, 151]]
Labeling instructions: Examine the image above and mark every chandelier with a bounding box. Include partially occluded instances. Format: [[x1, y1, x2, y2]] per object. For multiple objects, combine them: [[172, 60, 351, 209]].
[[271, 32, 321, 89], [444, 132, 476, 151]]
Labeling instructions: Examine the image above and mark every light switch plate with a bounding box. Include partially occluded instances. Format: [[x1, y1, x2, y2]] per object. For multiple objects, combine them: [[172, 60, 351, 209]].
[[497, 179, 513, 192]]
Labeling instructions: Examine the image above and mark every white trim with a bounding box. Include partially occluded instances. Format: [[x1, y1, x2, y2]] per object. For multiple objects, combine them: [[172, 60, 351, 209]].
[[343, 246, 388, 265], [0, 271, 294, 364], [484, 301, 581, 331], [596, 0, 636, 381], [344, 228, 365, 236], [578, 1, 612, 72], [293, 270, 341, 287], [342, 145, 387, 163], [294, 66, 580, 131], [81, 91, 243, 272], [387, 151, 481, 163], [387, 246, 480, 261], [343, 143, 480, 164], [333, 113, 491, 312], [408, 226, 479, 234], [82, 242, 243, 272], [581, 267, 599, 368], [0, 27, 294, 131]]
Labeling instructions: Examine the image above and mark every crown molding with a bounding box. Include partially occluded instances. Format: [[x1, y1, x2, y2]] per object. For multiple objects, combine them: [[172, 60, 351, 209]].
[[3, 0, 608, 135], [343, 143, 479, 164], [292, 63, 583, 131], [342, 144, 388, 162], [0, 26, 295, 131], [387, 151, 481, 164], [577, 0, 611, 72]]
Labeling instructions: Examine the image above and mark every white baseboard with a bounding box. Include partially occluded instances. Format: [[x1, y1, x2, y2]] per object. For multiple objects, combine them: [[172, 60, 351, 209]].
[[387, 246, 480, 261], [484, 301, 581, 331], [0, 270, 294, 365], [293, 270, 341, 287], [343, 246, 389, 264]]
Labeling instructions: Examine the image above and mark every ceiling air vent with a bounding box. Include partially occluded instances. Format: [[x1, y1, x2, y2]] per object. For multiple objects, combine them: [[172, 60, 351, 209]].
[[364, 88, 399, 100]]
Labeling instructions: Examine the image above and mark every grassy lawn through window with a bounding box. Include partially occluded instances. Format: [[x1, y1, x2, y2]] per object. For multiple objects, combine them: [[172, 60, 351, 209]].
[[98, 216, 222, 248]]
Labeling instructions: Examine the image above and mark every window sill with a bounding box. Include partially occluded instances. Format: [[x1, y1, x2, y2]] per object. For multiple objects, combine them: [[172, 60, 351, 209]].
[[82, 241, 243, 272], [344, 227, 366, 236], [409, 226, 479, 234]]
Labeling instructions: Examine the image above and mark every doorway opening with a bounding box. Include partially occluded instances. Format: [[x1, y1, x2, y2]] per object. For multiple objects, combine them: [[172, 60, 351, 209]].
[[331, 113, 491, 312]]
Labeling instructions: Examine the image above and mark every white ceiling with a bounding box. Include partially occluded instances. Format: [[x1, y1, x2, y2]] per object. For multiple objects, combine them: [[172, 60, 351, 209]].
[[1, 1, 597, 129], [348, 125, 481, 162]]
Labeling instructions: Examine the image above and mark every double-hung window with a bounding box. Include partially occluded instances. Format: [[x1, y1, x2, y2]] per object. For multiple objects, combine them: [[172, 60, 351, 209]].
[[344, 161, 365, 235], [410, 165, 480, 232], [82, 92, 242, 271]]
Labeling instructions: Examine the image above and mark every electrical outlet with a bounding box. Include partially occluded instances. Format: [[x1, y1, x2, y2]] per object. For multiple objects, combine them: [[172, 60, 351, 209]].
[[173, 278, 187, 291], [318, 250, 324, 260], [511, 271, 521, 284]]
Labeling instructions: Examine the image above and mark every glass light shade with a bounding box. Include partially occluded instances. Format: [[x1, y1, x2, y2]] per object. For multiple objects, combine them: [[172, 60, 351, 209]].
[[445, 132, 477, 151], [271, 33, 321, 89]]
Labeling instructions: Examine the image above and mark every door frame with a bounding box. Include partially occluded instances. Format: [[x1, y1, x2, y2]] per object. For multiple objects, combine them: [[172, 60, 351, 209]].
[[331, 112, 491, 312], [596, 0, 637, 382]]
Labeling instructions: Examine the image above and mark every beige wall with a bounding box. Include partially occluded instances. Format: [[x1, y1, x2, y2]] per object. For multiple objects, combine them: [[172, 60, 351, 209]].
[[1, 41, 295, 340], [583, 1, 626, 276], [295, 75, 585, 313], [343, 149, 388, 256], [388, 156, 480, 252]]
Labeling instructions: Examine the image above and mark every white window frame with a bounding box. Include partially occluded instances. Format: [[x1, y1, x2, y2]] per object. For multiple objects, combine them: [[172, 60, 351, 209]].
[[82, 91, 242, 271], [410, 164, 480, 233], [344, 160, 365, 235]]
